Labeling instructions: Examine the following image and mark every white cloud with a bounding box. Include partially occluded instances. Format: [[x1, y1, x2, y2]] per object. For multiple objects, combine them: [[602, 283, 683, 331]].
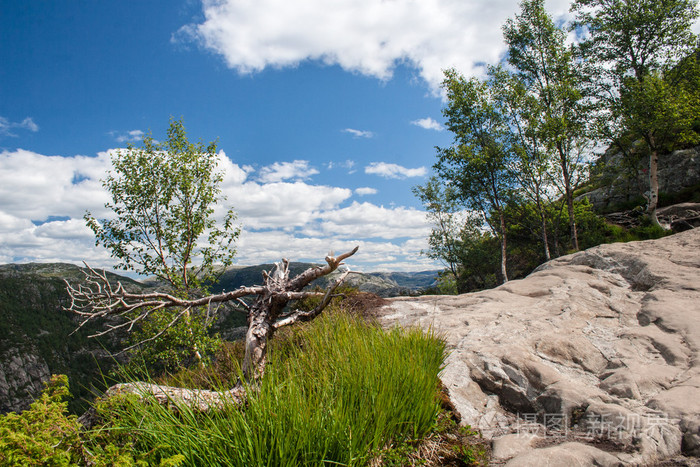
[[327, 159, 356, 174], [411, 117, 443, 131], [111, 129, 145, 143], [235, 231, 355, 266], [365, 162, 427, 179], [0, 148, 441, 272], [230, 181, 352, 229], [0, 116, 39, 137], [316, 202, 430, 239], [218, 151, 253, 186], [257, 160, 319, 183], [0, 149, 112, 220], [21, 118, 39, 132], [355, 187, 377, 196], [233, 231, 432, 272], [177, 0, 574, 91], [342, 128, 374, 139]]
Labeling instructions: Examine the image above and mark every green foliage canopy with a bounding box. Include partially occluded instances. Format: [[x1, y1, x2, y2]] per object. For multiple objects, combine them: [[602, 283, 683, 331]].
[[572, 0, 699, 83], [502, 0, 592, 250], [434, 69, 516, 282], [85, 118, 240, 295], [0, 375, 81, 466], [572, 0, 700, 225]]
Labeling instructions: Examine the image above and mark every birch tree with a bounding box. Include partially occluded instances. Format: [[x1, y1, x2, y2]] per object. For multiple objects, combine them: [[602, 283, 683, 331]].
[[434, 69, 516, 283], [503, 0, 591, 250], [83, 117, 240, 369], [572, 0, 699, 226]]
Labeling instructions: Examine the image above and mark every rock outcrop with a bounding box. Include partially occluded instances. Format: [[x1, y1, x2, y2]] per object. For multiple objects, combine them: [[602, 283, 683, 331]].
[[579, 145, 700, 211], [604, 202, 700, 233], [379, 228, 700, 465], [0, 348, 50, 413]]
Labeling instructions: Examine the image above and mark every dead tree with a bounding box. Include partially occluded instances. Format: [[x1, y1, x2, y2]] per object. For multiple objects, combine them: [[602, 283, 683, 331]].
[[66, 247, 358, 415]]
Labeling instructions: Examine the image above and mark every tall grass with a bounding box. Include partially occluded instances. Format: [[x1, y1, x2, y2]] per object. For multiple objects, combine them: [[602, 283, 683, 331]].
[[97, 312, 447, 466]]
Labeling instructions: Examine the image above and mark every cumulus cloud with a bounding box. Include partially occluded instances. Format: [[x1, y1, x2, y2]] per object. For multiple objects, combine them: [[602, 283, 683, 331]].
[[411, 117, 443, 131], [177, 0, 574, 91], [355, 187, 378, 196], [365, 162, 427, 179], [0, 148, 438, 271], [230, 181, 352, 229], [218, 152, 253, 186], [257, 160, 319, 183], [0, 149, 112, 220], [0, 116, 39, 137], [111, 129, 145, 143], [316, 202, 430, 239], [342, 128, 374, 139]]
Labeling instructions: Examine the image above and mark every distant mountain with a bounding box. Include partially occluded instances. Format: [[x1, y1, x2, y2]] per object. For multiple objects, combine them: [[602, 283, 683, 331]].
[[210, 263, 439, 298], [365, 270, 440, 291]]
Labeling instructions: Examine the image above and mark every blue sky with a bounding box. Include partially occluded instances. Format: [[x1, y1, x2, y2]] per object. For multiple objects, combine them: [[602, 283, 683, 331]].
[[0, 0, 585, 272]]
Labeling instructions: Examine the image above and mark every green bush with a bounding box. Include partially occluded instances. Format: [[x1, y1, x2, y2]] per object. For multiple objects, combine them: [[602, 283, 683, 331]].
[[0, 374, 184, 466], [0, 375, 81, 466], [125, 307, 222, 376]]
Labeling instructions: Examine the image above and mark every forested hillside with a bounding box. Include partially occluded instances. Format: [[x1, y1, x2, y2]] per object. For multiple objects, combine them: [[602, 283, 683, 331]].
[[0, 264, 142, 413]]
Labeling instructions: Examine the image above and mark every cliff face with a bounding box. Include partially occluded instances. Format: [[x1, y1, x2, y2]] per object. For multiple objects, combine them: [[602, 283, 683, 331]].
[[0, 349, 50, 414], [380, 228, 700, 465], [580, 145, 700, 211], [0, 264, 132, 413]]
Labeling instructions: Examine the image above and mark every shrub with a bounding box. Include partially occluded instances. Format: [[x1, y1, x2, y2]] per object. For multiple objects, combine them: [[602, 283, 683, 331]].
[[0, 375, 82, 466]]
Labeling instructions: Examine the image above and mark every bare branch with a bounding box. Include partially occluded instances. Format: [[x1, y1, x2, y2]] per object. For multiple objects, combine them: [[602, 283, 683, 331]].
[[66, 247, 360, 378], [115, 307, 191, 355], [288, 246, 359, 291], [66, 269, 263, 317], [65, 265, 264, 349], [274, 270, 354, 329], [235, 298, 251, 311]]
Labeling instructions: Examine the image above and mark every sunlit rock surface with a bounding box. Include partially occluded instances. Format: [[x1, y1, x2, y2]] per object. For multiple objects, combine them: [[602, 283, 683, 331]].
[[379, 228, 700, 465]]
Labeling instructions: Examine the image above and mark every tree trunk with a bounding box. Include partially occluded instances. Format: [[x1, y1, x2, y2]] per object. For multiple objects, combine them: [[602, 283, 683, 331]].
[[499, 210, 509, 283], [184, 308, 205, 368], [566, 189, 579, 251], [78, 382, 247, 428], [241, 300, 276, 382], [536, 195, 551, 261], [558, 144, 579, 251], [541, 213, 551, 261], [646, 140, 662, 228]]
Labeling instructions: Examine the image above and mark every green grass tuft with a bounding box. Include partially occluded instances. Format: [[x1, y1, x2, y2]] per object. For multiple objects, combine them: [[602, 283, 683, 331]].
[[98, 312, 448, 466]]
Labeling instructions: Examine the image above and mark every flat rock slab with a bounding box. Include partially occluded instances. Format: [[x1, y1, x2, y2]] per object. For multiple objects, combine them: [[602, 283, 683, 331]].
[[378, 228, 700, 465]]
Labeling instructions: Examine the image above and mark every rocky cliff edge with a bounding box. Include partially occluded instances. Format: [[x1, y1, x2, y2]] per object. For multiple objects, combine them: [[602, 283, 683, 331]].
[[379, 228, 700, 466]]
